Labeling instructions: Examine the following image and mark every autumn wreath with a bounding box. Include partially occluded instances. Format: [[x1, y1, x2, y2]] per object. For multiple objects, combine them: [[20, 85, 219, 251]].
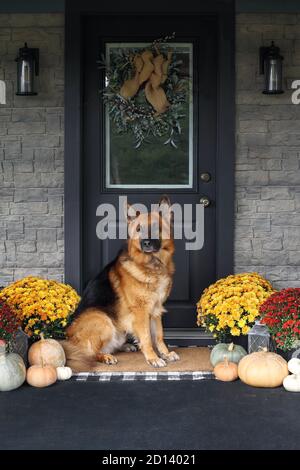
[[100, 34, 190, 148]]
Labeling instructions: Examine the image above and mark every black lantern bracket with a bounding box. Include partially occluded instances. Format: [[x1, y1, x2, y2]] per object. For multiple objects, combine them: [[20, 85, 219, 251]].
[[259, 42, 280, 74]]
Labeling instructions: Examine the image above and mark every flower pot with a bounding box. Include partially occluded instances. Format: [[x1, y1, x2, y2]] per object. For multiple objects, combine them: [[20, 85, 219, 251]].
[[232, 335, 248, 351], [215, 334, 248, 350], [9, 327, 29, 366]]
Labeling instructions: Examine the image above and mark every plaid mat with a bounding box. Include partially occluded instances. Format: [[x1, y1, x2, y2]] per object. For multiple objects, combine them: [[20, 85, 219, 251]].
[[73, 371, 215, 382]]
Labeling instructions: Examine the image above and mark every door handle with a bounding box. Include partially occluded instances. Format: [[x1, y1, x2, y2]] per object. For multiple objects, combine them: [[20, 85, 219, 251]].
[[200, 196, 211, 207]]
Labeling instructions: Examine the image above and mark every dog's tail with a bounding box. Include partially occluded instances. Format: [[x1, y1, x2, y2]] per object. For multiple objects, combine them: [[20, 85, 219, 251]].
[[60, 340, 103, 373]]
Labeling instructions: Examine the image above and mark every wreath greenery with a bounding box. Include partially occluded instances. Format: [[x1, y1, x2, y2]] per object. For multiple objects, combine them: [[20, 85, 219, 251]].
[[100, 36, 189, 149]]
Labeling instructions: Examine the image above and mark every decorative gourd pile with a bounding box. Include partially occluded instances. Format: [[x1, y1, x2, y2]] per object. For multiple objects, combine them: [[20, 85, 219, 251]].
[[210, 342, 290, 388], [210, 342, 247, 382], [26, 334, 72, 388], [0, 333, 73, 391], [283, 358, 300, 392], [210, 342, 247, 367]]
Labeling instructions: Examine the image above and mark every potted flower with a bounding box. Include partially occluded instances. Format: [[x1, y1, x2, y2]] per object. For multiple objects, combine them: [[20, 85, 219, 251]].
[[0, 277, 80, 341], [0, 300, 20, 346], [260, 288, 300, 360], [197, 272, 274, 346]]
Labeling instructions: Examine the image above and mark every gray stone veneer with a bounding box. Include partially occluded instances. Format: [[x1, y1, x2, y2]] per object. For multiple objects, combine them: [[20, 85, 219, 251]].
[[0, 13, 300, 289]]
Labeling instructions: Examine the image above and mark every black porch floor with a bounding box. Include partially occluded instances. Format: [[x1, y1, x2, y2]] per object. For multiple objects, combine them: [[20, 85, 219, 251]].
[[0, 379, 299, 450]]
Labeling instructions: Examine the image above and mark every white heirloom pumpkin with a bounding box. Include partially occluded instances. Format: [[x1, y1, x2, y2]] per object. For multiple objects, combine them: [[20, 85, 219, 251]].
[[28, 333, 66, 367], [283, 374, 300, 393], [56, 366, 72, 380], [288, 358, 300, 375], [0, 340, 26, 392]]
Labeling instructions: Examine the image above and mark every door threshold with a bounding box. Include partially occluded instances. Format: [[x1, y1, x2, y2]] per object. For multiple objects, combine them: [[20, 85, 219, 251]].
[[164, 328, 215, 347]]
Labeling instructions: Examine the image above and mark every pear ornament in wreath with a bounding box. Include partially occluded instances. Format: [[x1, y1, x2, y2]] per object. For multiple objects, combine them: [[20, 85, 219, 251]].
[[100, 34, 189, 149]]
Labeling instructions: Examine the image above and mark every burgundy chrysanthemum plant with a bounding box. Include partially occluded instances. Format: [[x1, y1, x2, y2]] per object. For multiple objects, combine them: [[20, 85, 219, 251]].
[[260, 288, 300, 352], [0, 300, 20, 344]]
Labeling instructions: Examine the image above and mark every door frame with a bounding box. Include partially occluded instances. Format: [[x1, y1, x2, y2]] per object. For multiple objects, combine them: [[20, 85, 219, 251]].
[[65, 0, 235, 307]]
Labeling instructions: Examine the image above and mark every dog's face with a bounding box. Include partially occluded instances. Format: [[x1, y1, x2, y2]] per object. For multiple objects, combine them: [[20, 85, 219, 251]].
[[126, 197, 174, 265]]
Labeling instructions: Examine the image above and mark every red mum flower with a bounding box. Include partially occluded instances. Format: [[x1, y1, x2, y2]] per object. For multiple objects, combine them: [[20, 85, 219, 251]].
[[260, 288, 300, 352], [0, 300, 20, 343]]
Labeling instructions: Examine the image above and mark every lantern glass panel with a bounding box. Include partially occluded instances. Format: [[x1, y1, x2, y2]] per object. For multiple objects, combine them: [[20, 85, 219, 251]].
[[17, 57, 36, 95], [15, 43, 39, 96], [264, 57, 283, 94], [248, 321, 273, 353]]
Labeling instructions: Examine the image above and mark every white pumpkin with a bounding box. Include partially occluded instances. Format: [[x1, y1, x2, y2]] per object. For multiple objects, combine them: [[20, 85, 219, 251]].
[[28, 333, 66, 367], [0, 340, 26, 392], [56, 366, 72, 380], [283, 374, 300, 393], [288, 358, 300, 375]]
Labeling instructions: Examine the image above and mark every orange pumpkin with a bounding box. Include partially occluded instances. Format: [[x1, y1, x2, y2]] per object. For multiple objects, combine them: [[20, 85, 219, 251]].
[[214, 357, 238, 382], [26, 364, 57, 388]]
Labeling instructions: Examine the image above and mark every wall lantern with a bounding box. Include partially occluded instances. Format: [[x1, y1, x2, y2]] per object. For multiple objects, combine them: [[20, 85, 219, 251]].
[[259, 41, 284, 94], [15, 43, 39, 96]]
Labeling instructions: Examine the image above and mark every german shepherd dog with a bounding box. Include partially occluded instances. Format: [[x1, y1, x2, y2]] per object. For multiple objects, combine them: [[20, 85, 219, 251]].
[[62, 196, 179, 371]]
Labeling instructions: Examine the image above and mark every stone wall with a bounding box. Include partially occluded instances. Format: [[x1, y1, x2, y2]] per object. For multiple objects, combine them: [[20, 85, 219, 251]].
[[0, 13, 300, 289], [0, 14, 64, 285], [235, 13, 300, 288]]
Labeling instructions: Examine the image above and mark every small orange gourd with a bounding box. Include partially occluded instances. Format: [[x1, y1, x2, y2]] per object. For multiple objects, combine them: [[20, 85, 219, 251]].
[[26, 364, 57, 388], [214, 357, 238, 382]]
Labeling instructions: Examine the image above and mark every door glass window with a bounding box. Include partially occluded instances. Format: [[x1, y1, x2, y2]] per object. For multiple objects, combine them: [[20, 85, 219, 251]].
[[103, 42, 193, 189]]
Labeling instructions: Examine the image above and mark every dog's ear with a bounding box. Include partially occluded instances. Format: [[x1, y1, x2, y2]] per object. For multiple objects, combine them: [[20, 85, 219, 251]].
[[158, 195, 173, 228], [124, 202, 140, 224], [159, 195, 171, 208]]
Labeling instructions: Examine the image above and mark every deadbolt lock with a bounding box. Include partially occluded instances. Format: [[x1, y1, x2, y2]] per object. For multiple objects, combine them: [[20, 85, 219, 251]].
[[200, 196, 211, 207], [200, 172, 211, 182]]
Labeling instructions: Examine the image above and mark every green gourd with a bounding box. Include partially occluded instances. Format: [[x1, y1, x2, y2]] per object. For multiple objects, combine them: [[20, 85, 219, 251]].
[[0, 340, 26, 392], [210, 342, 247, 367]]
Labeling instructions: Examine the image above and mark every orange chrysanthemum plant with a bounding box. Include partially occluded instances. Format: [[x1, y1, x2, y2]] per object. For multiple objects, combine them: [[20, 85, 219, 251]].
[[0, 277, 80, 340], [197, 273, 275, 342]]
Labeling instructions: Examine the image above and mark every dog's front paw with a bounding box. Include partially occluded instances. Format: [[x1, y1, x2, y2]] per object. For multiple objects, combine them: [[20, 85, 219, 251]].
[[162, 351, 180, 362], [99, 353, 118, 365], [147, 357, 167, 368]]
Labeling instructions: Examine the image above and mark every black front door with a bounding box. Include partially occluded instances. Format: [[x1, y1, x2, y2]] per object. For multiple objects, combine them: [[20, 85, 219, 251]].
[[82, 14, 218, 333]]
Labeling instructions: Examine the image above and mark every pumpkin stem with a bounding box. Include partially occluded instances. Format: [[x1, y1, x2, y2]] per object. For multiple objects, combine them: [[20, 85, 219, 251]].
[[223, 355, 229, 366], [40, 333, 45, 341], [228, 342, 234, 352], [258, 346, 268, 352]]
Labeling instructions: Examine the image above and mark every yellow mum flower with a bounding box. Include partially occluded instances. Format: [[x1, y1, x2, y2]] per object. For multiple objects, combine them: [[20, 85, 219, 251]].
[[196, 272, 275, 341], [0, 276, 80, 338], [242, 325, 250, 335], [230, 327, 241, 336]]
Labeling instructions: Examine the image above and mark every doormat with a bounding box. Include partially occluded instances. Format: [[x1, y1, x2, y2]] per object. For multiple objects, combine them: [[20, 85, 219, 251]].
[[73, 346, 215, 382]]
